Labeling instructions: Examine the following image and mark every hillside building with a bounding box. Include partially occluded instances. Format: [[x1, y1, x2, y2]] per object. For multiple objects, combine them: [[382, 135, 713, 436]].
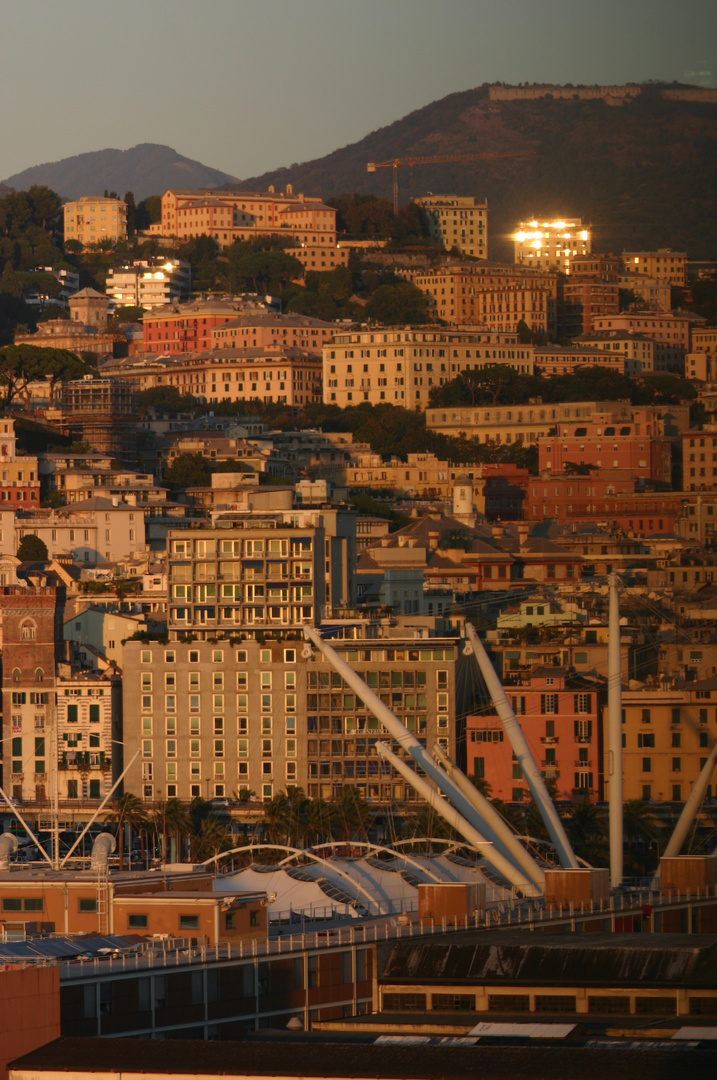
[[622, 248, 688, 287], [323, 327, 533, 410], [106, 260, 191, 310], [63, 196, 127, 248], [513, 217, 591, 274], [0, 419, 40, 508], [154, 187, 337, 250], [425, 400, 631, 444], [414, 195, 488, 259], [410, 263, 557, 335]]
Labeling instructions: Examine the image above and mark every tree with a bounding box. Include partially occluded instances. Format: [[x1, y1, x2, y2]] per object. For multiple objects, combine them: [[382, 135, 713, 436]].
[[165, 452, 211, 488], [135, 195, 162, 231], [17, 534, 48, 561], [230, 251, 303, 296], [137, 385, 195, 412], [106, 793, 147, 871], [27, 186, 62, 230], [330, 786, 371, 843], [364, 282, 431, 325]]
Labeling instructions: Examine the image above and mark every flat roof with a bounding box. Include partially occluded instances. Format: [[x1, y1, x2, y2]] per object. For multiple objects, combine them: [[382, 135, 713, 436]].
[[10, 1036, 717, 1080]]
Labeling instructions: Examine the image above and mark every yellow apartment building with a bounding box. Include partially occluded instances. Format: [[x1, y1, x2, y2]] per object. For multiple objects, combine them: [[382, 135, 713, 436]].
[[622, 248, 687, 287], [410, 263, 557, 335], [322, 328, 534, 410], [414, 195, 488, 258], [602, 683, 717, 803], [63, 196, 127, 247]]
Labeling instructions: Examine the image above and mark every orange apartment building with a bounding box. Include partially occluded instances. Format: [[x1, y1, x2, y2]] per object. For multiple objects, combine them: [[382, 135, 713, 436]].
[[155, 188, 337, 250], [410, 263, 558, 337], [539, 409, 673, 486], [143, 302, 335, 355], [466, 667, 602, 801], [121, 348, 322, 406], [525, 472, 684, 531], [557, 277, 620, 337]]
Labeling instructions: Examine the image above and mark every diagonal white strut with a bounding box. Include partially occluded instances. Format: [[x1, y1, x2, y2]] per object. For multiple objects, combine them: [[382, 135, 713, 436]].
[[464, 623, 579, 869], [431, 742, 544, 889], [375, 742, 540, 896], [303, 626, 540, 894]]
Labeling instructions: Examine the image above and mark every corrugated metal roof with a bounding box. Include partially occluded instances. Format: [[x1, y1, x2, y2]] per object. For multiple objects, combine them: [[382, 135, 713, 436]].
[[380, 933, 717, 989]]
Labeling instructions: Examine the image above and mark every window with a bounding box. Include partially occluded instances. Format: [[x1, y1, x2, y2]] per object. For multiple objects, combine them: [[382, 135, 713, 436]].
[[79, 898, 98, 913], [642, 757, 652, 773], [179, 914, 200, 930], [128, 914, 148, 928]]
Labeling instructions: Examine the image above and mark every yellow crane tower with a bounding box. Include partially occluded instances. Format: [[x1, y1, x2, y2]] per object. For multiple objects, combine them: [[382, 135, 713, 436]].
[[367, 149, 535, 216]]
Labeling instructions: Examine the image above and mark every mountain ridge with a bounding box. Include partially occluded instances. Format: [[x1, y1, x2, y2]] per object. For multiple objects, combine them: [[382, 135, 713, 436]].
[[2, 143, 239, 201], [3, 84, 716, 258]]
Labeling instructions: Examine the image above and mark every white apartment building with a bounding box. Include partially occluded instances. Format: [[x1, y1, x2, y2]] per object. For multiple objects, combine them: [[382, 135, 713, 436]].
[[167, 510, 356, 640], [414, 195, 487, 259], [55, 666, 120, 802], [323, 328, 534, 410], [106, 260, 192, 311], [514, 218, 591, 273]]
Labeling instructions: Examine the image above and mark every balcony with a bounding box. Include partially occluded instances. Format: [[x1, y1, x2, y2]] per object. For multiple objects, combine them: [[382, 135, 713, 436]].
[[574, 759, 592, 769], [540, 736, 559, 745], [34, 772, 47, 782]]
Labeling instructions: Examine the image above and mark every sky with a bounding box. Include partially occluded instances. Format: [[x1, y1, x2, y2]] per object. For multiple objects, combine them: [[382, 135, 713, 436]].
[[1, 0, 716, 182]]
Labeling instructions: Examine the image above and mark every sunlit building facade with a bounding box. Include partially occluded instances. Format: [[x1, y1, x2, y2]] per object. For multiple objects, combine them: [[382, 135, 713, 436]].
[[514, 218, 591, 274]]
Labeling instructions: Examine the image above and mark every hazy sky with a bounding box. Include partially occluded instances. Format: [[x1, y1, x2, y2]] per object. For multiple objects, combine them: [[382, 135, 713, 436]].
[[1, 0, 715, 181]]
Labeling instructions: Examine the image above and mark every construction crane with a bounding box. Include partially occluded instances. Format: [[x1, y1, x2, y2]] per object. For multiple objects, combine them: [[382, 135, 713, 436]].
[[367, 150, 534, 215]]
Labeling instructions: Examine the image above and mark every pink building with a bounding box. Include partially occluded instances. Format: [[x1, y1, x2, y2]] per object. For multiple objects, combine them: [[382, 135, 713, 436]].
[[466, 667, 602, 802]]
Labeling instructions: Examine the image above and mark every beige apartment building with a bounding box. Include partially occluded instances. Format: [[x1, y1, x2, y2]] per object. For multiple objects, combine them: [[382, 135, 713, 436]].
[[425, 400, 631, 444], [622, 248, 687, 287], [122, 634, 460, 804], [685, 327, 717, 381], [63, 196, 127, 247], [577, 330, 656, 375], [323, 328, 533, 410], [410, 263, 557, 335], [603, 683, 717, 803], [618, 272, 672, 311], [533, 343, 626, 377], [592, 310, 699, 372], [118, 348, 322, 406], [154, 188, 337, 250], [513, 218, 591, 274], [414, 195, 488, 258]]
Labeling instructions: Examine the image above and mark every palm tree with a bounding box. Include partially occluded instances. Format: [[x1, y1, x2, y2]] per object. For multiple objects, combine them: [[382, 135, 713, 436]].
[[106, 793, 147, 871], [330, 786, 371, 844], [151, 798, 192, 864], [261, 793, 293, 848], [193, 814, 231, 862], [303, 797, 332, 848], [565, 801, 608, 867], [623, 799, 659, 875]]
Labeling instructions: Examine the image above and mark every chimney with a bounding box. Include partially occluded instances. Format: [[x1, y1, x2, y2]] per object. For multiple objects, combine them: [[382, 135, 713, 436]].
[[518, 522, 530, 547]]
